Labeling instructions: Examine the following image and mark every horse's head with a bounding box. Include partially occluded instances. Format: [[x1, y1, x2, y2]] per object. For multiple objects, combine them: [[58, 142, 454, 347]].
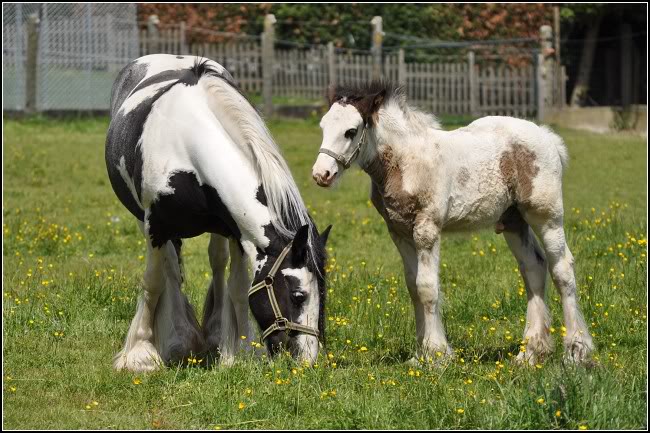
[[249, 223, 331, 364], [312, 83, 386, 187]]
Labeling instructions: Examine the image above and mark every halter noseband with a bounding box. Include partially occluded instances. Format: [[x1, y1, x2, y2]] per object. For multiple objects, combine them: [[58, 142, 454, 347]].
[[318, 123, 368, 169], [248, 241, 320, 342]]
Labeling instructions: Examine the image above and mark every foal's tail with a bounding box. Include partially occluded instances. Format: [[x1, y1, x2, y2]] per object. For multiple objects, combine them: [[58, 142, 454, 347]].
[[541, 125, 569, 173]]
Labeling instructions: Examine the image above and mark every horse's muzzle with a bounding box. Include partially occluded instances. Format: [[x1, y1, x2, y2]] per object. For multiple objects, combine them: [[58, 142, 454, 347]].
[[312, 171, 337, 187]]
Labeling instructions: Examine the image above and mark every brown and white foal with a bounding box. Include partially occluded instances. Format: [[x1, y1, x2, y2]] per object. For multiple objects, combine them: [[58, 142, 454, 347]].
[[312, 81, 593, 365]]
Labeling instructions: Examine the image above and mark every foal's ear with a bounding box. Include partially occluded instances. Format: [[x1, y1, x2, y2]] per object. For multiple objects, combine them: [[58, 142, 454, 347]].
[[320, 224, 332, 246], [326, 84, 338, 107], [358, 89, 386, 124], [291, 224, 311, 264]]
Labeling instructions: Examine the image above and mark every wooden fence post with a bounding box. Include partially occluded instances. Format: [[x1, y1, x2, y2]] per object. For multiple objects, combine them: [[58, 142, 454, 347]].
[[468, 51, 477, 116], [371, 16, 383, 80], [536, 52, 545, 121], [262, 14, 276, 118], [25, 13, 39, 114], [328, 41, 336, 85], [179, 21, 187, 54], [540, 25, 554, 114], [147, 15, 160, 54], [398, 48, 406, 86]]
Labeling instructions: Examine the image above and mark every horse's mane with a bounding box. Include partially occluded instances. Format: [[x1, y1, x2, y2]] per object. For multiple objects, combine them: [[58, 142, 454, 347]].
[[190, 59, 312, 239], [190, 59, 327, 281]]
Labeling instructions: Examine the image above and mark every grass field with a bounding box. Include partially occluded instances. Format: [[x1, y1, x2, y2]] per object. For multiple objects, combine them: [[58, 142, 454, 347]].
[[2, 115, 647, 429]]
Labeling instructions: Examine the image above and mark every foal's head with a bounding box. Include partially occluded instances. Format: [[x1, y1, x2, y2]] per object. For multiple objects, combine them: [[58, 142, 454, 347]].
[[312, 81, 400, 187], [248, 223, 331, 364]]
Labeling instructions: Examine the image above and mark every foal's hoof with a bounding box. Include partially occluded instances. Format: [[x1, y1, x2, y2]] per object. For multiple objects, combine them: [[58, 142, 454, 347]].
[[514, 350, 541, 366], [406, 348, 455, 368], [113, 341, 163, 372]]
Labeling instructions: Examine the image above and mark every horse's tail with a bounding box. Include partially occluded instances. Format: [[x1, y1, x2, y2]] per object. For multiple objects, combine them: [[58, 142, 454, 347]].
[[541, 125, 569, 173]]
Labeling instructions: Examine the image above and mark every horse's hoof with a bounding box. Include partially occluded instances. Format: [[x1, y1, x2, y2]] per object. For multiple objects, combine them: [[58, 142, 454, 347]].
[[113, 341, 163, 372], [563, 338, 594, 365]]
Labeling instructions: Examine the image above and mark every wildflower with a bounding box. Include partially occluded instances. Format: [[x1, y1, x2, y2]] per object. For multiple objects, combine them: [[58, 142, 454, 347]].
[[456, 408, 465, 414], [133, 377, 142, 385], [238, 402, 246, 410], [537, 397, 545, 404], [359, 346, 368, 352], [555, 410, 561, 417]]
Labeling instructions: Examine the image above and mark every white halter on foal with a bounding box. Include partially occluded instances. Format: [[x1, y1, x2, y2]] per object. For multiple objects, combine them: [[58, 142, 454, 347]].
[[248, 241, 320, 341], [318, 123, 368, 169]]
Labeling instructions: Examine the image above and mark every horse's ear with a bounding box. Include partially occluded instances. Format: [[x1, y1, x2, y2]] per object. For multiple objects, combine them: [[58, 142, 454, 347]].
[[320, 224, 332, 246], [291, 224, 311, 264]]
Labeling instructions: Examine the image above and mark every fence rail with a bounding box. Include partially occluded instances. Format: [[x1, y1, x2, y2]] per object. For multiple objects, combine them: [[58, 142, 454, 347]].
[[5, 10, 564, 119]]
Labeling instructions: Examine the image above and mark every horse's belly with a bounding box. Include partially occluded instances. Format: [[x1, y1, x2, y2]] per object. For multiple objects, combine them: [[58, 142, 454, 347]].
[[442, 184, 510, 232]]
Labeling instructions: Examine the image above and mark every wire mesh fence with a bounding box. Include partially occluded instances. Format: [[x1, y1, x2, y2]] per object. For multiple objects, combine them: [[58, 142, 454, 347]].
[[3, 3, 139, 111], [3, 6, 556, 117]]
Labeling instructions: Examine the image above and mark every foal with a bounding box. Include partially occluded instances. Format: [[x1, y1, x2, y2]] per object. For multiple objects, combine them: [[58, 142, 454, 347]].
[[312, 81, 593, 364], [106, 55, 330, 372]]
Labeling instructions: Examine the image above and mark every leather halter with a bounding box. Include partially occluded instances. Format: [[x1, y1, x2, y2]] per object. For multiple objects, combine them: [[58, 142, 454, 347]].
[[248, 241, 320, 342], [318, 124, 368, 169]]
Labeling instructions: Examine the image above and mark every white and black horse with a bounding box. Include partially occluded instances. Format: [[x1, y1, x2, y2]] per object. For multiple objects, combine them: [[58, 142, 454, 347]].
[[312, 81, 593, 365], [106, 54, 331, 372]]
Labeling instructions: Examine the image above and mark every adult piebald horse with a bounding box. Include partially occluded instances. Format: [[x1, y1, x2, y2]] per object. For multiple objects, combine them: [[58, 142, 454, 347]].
[[312, 81, 593, 365], [106, 54, 331, 372]]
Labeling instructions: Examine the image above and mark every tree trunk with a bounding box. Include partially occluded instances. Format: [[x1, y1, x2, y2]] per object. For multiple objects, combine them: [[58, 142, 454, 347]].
[[570, 16, 602, 107]]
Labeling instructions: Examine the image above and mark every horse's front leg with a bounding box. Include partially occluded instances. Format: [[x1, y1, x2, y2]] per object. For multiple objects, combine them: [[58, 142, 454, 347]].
[[412, 220, 452, 359], [114, 224, 165, 372]]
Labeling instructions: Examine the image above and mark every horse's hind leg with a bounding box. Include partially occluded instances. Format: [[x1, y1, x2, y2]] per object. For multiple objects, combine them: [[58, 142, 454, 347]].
[[531, 215, 593, 363], [501, 207, 553, 365], [154, 240, 205, 365], [202, 234, 230, 357], [114, 235, 166, 372]]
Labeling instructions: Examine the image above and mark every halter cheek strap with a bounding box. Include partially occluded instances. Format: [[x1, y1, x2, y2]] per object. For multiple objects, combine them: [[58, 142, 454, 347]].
[[248, 241, 320, 341], [318, 124, 368, 169]]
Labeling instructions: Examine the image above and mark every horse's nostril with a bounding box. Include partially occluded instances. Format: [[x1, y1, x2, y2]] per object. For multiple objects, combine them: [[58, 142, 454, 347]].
[[324, 170, 331, 179]]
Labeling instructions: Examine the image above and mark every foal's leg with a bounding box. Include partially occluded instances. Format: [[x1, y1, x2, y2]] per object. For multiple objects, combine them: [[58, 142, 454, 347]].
[[388, 232, 426, 355], [114, 235, 165, 372], [532, 216, 593, 363], [202, 234, 230, 356], [501, 212, 553, 365], [405, 220, 452, 359]]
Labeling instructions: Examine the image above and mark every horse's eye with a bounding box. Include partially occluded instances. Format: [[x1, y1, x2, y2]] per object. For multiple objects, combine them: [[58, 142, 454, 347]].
[[344, 128, 357, 140], [291, 291, 306, 305]]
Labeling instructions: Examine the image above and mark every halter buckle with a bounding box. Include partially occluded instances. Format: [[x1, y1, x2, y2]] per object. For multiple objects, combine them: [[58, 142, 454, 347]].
[[264, 275, 274, 286], [274, 317, 289, 331]]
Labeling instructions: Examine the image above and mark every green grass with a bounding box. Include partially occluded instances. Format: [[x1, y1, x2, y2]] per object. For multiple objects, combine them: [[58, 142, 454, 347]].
[[2, 115, 647, 429]]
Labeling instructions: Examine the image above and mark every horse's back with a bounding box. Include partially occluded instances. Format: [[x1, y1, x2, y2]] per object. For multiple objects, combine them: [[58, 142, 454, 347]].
[[105, 54, 233, 223], [463, 116, 567, 171]]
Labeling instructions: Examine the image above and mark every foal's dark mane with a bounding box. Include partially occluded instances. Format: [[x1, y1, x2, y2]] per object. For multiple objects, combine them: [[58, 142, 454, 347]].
[[327, 79, 441, 130], [327, 80, 409, 126], [327, 79, 405, 108]]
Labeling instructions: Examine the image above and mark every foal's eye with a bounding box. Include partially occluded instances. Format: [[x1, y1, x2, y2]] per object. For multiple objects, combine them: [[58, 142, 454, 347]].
[[344, 128, 357, 140], [291, 291, 306, 305]]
